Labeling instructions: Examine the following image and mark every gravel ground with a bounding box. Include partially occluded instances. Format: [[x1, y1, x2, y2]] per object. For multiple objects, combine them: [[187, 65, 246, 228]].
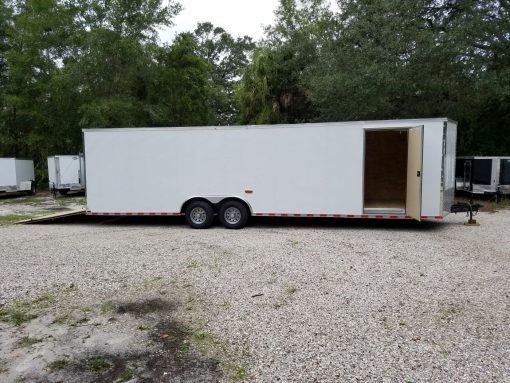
[[0, 211, 509, 382]]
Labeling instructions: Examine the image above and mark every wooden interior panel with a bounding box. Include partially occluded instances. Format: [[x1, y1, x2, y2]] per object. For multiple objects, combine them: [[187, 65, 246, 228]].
[[364, 130, 408, 209]]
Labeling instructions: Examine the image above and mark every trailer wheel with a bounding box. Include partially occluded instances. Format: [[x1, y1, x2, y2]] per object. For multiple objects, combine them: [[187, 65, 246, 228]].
[[185, 201, 214, 229], [59, 189, 69, 196], [219, 201, 248, 229]]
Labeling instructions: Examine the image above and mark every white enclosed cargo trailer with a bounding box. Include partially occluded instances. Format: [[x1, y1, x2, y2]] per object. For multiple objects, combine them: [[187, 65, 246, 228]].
[[47, 155, 86, 195], [0, 158, 36, 194], [456, 156, 510, 195], [83, 118, 457, 229]]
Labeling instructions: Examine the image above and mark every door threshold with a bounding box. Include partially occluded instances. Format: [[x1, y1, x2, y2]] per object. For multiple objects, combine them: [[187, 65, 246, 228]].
[[364, 208, 406, 214]]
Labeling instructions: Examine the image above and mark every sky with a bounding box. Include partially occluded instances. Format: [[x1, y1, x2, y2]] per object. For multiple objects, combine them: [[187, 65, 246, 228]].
[[159, 0, 280, 43]]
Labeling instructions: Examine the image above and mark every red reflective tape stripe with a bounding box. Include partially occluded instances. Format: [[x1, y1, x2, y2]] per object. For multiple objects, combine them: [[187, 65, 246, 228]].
[[126, 212, 133, 216], [114, 213, 121, 216], [293, 214, 301, 217], [333, 214, 341, 218], [255, 213, 264, 216], [376, 215, 384, 219], [347, 215, 355, 218], [435, 216, 443, 220], [91, 212, 98, 216], [389, 215, 399, 219], [148, 212, 156, 216], [361, 215, 369, 219], [306, 214, 314, 217], [137, 213, 145, 216], [280, 213, 288, 217]]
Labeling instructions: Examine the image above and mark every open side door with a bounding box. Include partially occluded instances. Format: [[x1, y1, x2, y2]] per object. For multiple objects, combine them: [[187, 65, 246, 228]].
[[406, 126, 424, 221], [55, 157, 62, 187]]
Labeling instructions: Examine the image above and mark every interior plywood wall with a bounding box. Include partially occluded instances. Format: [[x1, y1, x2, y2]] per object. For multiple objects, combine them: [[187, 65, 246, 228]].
[[364, 130, 408, 207]]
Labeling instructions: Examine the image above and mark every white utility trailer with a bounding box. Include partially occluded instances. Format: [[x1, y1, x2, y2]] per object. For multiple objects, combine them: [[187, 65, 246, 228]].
[[83, 118, 457, 229], [0, 158, 36, 194], [456, 156, 510, 195], [47, 155, 86, 195]]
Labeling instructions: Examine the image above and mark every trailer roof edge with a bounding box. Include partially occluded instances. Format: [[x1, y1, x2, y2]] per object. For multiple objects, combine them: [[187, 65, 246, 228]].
[[82, 118, 455, 133]]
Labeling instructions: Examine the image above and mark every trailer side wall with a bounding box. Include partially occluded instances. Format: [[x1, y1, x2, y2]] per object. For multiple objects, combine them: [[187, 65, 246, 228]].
[[0, 159, 17, 186], [84, 119, 450, 218]]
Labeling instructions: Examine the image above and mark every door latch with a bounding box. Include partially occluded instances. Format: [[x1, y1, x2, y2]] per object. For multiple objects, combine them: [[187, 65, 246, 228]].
[[417, 171, 421, 177]]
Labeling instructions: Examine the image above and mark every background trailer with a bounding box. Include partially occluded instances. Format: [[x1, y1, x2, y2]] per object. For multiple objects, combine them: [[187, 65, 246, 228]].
[[83, 118, 457, 229], [456, 156, 510, 195], [48, 155, 86, 195], [0, 158, 35, 194]]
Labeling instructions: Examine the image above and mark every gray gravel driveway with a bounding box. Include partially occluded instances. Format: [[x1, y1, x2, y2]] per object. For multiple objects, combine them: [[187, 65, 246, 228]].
[[0, 211, 509, 382]]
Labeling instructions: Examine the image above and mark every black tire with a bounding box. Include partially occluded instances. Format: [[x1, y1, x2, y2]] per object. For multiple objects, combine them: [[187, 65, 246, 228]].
[[59, 189, 69, 196], [218, 201, 249, 229], [29, 181, 36, 195], [185, 201, 215, 229]]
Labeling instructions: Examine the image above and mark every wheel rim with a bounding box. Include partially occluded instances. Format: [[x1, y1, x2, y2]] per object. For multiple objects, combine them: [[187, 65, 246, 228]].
[[190, 207, 207, 225], [224, 207, 242, 225]]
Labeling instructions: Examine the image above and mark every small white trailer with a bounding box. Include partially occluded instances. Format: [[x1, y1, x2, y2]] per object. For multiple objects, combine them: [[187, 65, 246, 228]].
[[47, 155, 86, 195], [456, 156, 510, 195], [0, 158, 36, 194], [83, 118, 457, 229]]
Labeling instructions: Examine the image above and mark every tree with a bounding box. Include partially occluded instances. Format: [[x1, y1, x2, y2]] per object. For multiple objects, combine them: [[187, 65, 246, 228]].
[[236, 0, 335, 124], [193, 22, 255, 125], [146, 33, 216, 127]]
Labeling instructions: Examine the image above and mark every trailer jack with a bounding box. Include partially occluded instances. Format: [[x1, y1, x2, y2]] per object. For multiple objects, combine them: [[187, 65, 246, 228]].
[[450, 202, 482, 226]]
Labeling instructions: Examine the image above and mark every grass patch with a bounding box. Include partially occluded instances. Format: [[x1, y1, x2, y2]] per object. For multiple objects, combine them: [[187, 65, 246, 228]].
[[0, 293, 55, 325], [47, 358, 68, 371], [0, 307, 37, 326], [192, 331, 248, 381], [51, 315, 69, 325], [32, 293, 55, 309], [71, 317, 89, 326], [84, 355, 111, 372], [186, 260, 200, 269], [0, 196, 46, 206], [0, 214, 37, 225], [286, 285, 300, 295], [118, 368, 134, 382], [16, 336, 43, 348]]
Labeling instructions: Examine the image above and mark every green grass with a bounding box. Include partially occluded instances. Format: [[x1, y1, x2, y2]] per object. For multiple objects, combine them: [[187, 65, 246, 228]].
[[31, 293, 55, 308], [0, 196, 46, 206], [0, 294, 57, 325], [286, 285, 300, 295], [51, 315, 69, 325], [118, 368, 135, 382], [84, 355, 111, 372], [16, 336, 43, 348], [47, 358, 68, 371], [192, 331, 248, 381], [0, 308, 37, 326], [0, 214, 37, 225], [225, 362, 248, 381]]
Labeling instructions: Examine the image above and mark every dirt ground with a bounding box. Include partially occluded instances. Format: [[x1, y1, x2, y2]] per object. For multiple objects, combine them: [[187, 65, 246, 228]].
[[0, 195, 509, 382]]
